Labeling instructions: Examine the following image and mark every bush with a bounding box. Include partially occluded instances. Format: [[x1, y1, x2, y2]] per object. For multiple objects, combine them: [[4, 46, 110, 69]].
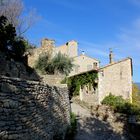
[[102, 93, 126, 109], [102, 94, 140, 116]]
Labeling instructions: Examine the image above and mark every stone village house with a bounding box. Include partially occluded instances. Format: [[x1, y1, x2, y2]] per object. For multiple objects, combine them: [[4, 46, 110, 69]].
[[28, 38, 133, 105]]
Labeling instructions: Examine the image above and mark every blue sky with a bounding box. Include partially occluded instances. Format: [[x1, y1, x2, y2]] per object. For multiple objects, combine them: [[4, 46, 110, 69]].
[[23, 0, 140, 82]]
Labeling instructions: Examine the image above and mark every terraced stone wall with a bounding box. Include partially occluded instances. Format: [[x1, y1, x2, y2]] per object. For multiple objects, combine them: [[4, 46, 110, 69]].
[[0, 76, 70, 140]]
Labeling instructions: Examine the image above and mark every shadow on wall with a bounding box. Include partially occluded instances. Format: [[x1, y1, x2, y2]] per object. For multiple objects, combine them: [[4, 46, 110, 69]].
[[0, 76, 70, 140], [75, 116, 129, 140], [0, 51, 40, 81]]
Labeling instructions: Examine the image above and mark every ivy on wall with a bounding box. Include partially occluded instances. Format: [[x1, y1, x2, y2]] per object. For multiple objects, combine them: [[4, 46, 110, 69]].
[[62, 71, 98, 97]]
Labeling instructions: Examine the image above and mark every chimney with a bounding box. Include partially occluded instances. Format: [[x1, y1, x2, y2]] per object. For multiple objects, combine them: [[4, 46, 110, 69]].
[[109, 48, 114, 64], [82, 51, 85, 55]]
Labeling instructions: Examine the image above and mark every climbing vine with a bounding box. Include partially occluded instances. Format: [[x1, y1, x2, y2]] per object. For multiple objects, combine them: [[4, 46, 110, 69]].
[[62, 71, 98, 97]]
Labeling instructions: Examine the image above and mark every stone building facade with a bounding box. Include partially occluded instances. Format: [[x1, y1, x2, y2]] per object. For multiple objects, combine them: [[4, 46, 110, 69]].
[[98, 58, 133, 103], [27, 38, 133, 104], [69, 54, 99, 76]]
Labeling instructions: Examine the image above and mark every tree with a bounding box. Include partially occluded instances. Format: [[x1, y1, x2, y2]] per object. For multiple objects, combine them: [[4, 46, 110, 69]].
[[0, 0, 38, 36], [0, 16, 26, 61], [35, 52, 74, 75], [35, 53, 50, 74], [51, 52, 74, 75], [0, 16, 16, 52]]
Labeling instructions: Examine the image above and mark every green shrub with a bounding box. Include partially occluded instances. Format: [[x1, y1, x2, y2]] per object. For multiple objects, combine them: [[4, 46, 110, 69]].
[[120, 102, 140, 115], [102, 94, 140, 116], [101, 93, 126, 109]]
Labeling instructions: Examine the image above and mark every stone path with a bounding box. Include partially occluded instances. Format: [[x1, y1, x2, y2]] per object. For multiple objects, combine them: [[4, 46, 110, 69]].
[[71, 102, 128, 140]]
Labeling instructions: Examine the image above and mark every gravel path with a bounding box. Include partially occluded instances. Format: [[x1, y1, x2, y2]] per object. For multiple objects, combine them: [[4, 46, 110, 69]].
[[71, 102, 128, 140]]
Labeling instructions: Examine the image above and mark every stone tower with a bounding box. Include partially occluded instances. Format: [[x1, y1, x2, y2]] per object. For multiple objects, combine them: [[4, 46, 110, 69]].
[[41, 38, 55, 48]]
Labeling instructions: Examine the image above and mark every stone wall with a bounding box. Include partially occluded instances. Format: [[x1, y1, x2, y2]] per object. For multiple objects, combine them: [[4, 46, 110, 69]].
[[98, 58, 133, 104], [39, 74, 65, 85], [0, 52, 40, 81], [0, 76, 70, 140]]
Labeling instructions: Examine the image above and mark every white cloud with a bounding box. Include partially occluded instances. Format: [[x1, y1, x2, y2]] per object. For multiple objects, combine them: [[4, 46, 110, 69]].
[[117, 18, 140, 51]]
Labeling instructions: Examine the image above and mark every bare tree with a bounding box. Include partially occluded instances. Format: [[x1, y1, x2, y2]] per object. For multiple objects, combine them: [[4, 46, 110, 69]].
[[0, 0, 38, 36]]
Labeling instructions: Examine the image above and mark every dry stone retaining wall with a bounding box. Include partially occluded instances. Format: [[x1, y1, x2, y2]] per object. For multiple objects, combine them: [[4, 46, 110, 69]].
[[0, 76, 70, 140]]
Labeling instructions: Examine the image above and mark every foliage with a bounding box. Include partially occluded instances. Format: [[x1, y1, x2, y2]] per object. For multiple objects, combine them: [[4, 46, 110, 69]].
[[65, 112, 77, 140], [102, 94, 140, 116], [132, 83, 140, 107], [66, 72, 98, 97], [35, 53, 49, 74], [51, 52, 74, 75], [35, 52, 74, 75], [102, 93, 126, 109], [0, 16, 26, 61], [0, 0, 39, 35], [22, 39, 36, 51]]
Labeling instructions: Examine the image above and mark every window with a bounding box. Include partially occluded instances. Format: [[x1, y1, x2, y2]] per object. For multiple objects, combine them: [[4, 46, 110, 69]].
[[93, 62, 98, 68], [87, 65, 92, 70]]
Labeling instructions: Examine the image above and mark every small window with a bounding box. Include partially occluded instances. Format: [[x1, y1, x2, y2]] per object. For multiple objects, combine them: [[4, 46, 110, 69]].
[[93, 62, 98, 68], [87, 65, 92, 70]]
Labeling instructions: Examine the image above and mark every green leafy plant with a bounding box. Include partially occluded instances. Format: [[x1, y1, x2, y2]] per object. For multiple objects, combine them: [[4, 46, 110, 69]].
[[102, 93, 126, 109], [102, 94, 140, 116], [66, 72, 98, 97]]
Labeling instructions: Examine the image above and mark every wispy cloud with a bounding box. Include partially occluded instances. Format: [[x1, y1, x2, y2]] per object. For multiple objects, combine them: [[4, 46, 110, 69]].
[[117, 18, 140, 51]]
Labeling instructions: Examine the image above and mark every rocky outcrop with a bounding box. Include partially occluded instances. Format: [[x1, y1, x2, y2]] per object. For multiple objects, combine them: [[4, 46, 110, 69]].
[[0, 76, 70, 140]]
